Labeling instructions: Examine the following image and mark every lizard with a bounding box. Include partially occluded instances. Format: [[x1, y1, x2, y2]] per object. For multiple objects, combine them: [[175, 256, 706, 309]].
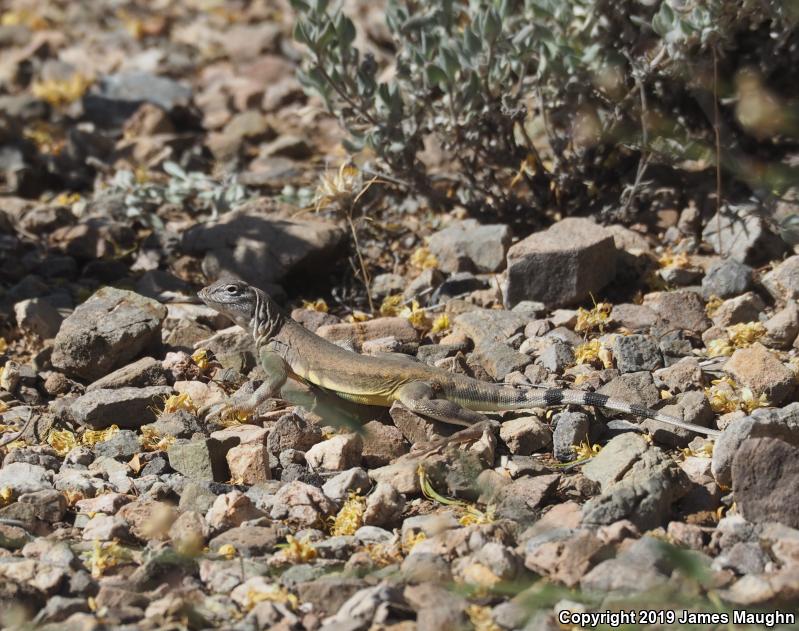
[[197, 279, 721, 437]]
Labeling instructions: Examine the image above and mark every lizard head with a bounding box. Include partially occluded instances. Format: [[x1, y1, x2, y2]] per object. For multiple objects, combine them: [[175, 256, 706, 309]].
[[198, 279, 259, 329]]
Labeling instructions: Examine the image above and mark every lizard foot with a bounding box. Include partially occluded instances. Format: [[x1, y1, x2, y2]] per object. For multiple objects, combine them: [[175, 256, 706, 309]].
[[197, 396, 255, 424]]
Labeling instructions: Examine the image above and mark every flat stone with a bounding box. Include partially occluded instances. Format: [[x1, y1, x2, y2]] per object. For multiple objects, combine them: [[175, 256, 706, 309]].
[[52, 287, 167, 381], [209, 525, 287, 557], [724, 343, 795, 405], [361, 420, 409, 467], [762, 254, 799, 303], [316, 317, 418, 351], [505, 218, 617, 308], [611, 334, 662, 373], [642, 290, 711, 333], [67, 386, 172, 429], [181, 207, 345, 290], [427, 219, 511, 273], [390, 402, 456, 445], [524, 529, 609, 588], [86, 357, 168, 391], [701, 259, 754, 298], [711, 292, 765, 327], [14, 297, 63, 339], [0, 462, 52, 494], [227, 443, 271, 484], [582, 433, 649, 491], [168, 438, 233, 482], [305, 433, 363, 471], [733, 437, 799, 528], [499, 416, 552, 455], [266, 413, 322, 454], [702, 208, 785, 265], [597, 371, 660, 412]]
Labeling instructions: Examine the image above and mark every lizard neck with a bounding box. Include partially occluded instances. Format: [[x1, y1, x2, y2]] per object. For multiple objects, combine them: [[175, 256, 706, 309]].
[[250, 289, 286, 347]]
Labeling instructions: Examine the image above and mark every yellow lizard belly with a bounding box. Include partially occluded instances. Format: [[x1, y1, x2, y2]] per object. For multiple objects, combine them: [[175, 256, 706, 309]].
[[333, 391, 394, 407]]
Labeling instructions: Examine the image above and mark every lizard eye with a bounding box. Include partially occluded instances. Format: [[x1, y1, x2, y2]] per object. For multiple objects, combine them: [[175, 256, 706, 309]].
[[225, 284, 238, 294]]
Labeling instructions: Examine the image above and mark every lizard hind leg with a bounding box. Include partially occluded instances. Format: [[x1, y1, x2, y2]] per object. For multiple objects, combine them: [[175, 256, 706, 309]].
[[396, 381, 493, 428]]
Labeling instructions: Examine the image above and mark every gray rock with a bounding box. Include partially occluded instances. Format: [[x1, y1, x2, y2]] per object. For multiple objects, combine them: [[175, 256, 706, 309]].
[[361, 420, 409, 467], [427, 219, 511, 273], [505, 218, 617, 308], [305, 433, 363, 471], [209, 525, 287, 557], [68, 386, 172, 429], [0, 462, 52, 494], [269, 481, 337, 526], [473, 341, 531, 381], [404, 268, 445, 302], [401, 552, 453, 583], [431, 271, 489, 302], [33, 596, 88, 624], [141, 409, 202, 439], [702, 207, 785, 265], [317, 317, 418, 352], [494, 474, 560, 523], [390, 402, 456, 444], [762, 254, 799, 303], [322, 468, 370, 503], [454, 307, 527, 347], [535, 341, 574, 373], [168, 438, 233, 482], [91, 71, 192, 114], [17, 489, 67, 523], [611, 334, 662, 373], [582, 447, 691, 530], [641, 390, 714, 447], [713, 541, 769, 575], [711, 292, 766, 327], [597, 371, 660, 411], [701, 259, 754, 298], [580, 536, 673, 594], [178, 481, 225, 513], [733, 437, 799, 528], [52, 287, 167, 381], [642, 290, 711, 333], [354, 525, 394, 544], [582, 433, 649, 491], [499, 416, 552, 455], [553, 411, 590, 462], [371, 273, 405, 298], [14, 297, 63, 339], [86, 357, 168, 391], [93, 430, 141, 460], [763, 303, 799, 349], [181, 207, 346, 290], [363, 481, 404, 528], [266, 412, 322, 455]]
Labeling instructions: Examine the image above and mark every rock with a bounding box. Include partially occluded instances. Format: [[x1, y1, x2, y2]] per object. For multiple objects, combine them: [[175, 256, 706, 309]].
[[654, 357, 703, 393], [93, 430, 140, 460], [499, 416, 552, 455], [296, 576, 368, 618], [168, 438, 232, 482], [290, 307, 340, 332], [642, 390, 714, 446], [711, 292, 766, 327], [93, 71, 192, 113], [118, 498, 177, 541], [609, 303, 658, 331], [611, 334, 662, 373], [371, 273, 406, 298], [86, 357, 168, 391], [724, 343, 795, 405], [553, 411, 590, 462], [642, 290, 711, 333], [142, 410, 202, 439], [504, 218, 617, 308], [206, 491, 263, 530], [473, 341, 531, 381], [269, 481, 337, 527], [494, 474, 560, 523], [14, 297, 62, 339], [209, 524, 286, 557], [75, 493, 130, 515], [181, 207, 345, 290], [524, 529, 609, 588], [764, 303, 799, 349], [178, 481, 224, 514], [427, 219, 511, 273], [322, 468, 370, 503], [51, 287, 167, 381], [0, 462, 52, 495], [17, 489, 66, 523], [81, 514, 130, 541], [579, 537, 671, 594], [702, 208, 784, 264], [363, 481, 404, 528], [227, 443, 271, 485], [535, 341, 574, 373], [713, 541, 769, 575], [266, 412, 322, 455], [762, 255, 799, 303], [361, 421, 409, 467], [597, 371, 660, 411], [389, 402, 457, 444], [67, 386, 172, 429], [582, 433, 649, 491], [305, 433, 363, 471], [369, 460, 423, 495], [701, 259, 754, 298], [316, 317, 418, 351], [733, 437, 799, 528], [582, 447, 691, 530]]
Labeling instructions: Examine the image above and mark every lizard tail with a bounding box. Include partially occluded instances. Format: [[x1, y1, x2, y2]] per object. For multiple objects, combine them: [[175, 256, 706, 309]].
[[473, 385, 721, 437]]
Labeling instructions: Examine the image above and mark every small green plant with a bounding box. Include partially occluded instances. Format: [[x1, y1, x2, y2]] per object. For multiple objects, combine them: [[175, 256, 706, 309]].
[[292, 0, 799, 221]]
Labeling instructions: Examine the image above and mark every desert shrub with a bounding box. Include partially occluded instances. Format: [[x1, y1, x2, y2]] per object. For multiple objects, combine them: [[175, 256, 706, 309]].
[[291, 0, 799, 223]]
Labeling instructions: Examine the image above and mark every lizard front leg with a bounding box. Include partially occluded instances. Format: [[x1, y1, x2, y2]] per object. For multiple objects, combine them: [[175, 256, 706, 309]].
[[200, 350, 288, 422], [396, 381, 496, 428]]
